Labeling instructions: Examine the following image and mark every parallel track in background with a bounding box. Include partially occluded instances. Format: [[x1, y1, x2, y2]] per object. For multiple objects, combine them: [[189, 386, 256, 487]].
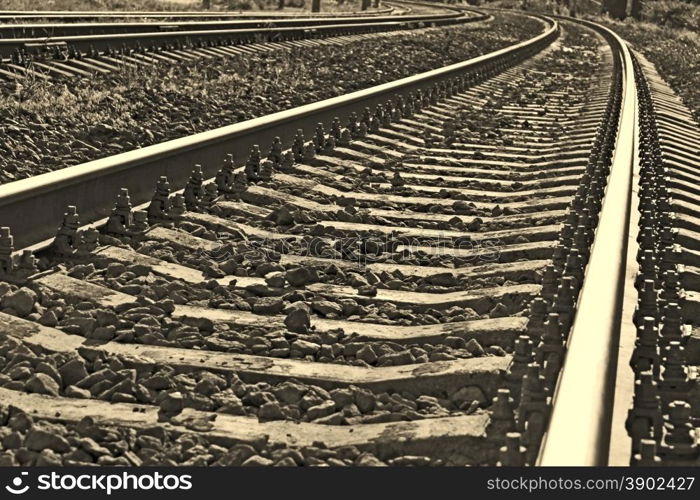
[[0, 3, 485, 79]]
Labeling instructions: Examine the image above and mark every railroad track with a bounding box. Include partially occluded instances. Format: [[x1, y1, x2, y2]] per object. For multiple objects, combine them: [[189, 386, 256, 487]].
[[0, 5, 402, 22], [0, 13, 408, 39], [0, 4, 483, 80], [0, 8, 697, 467]]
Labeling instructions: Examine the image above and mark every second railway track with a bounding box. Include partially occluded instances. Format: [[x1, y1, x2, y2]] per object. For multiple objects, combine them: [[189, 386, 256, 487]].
[[0, 8, 697, 467]]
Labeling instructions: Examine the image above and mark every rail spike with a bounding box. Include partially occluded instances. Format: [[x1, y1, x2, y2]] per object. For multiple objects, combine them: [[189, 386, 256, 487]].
[[148, 176, 173, 225], [0, 227, 37, 284]]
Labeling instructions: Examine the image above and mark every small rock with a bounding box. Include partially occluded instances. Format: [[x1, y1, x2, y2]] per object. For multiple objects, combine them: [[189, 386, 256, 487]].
[[489, 302, 509, 318], [284, 307, 311, 334], [290, 339, 320, 357], [252, 297, 284, 315], [388, 455, 432, 466], [59, 359, 89, 386], [311, 300, 343, 317], [38, 309, 58, 327], [89, 325, 116, 341], [35, 449, 62, 466], [160, 392, 185, 414], [451, 386, 487, 407], [25, 373, 60, 396], [306, 400, 336, 421], [355, 345, 377, 364], [79, 437, 111, 457], [258, 402, 285, 421], [354, 388, 376, 414], [25, 426, 71, 453], [285, 267, 313, 287], [272, 382, 308, 405], [241, 455, 274, 466], [465, 339, 485, 356], [65, 385, 91, 399], [274, 456, 298, 467], [330, 388, 354, 408], [1, 287, 36, 317], [355, 452, 386, 466]]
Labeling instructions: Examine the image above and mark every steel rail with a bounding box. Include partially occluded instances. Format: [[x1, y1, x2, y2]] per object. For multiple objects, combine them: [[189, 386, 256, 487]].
[[0, 12, 477, 58], [0, 13, 556, 251], [0, 11, 462, 39], [0, 7, 398, 21], [537, 19, 638, 466]]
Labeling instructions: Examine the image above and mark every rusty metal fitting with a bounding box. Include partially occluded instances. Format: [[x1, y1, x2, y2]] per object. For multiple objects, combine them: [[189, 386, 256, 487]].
[[0, 227, 14, 275], [626, 371, 663, 454], [268, 137, 283, 165], [147, 176, 172, 224], [637, 226, 655, 251], [215, 154, 235, 194], [338, 128, 352, 147], [345, 112, 360, 137], [541, 264, 558, 302], [184, 165, 204, 211], [659, 401, 698, 464], [54, 205, 82, 257], [536, 313, 565, 387], [292, 129, 306, 161], [636, 249, 658, 288], [498, 432, 527, 467], [488, 389, 516, 442], [552, 244, 567, 271], [507, 335, 534, 390], [632, 439, 661, 466], [573, 227, 591, 263], [392, 104, 403, 122], [323, 135, 336, 155], [658, 342, 690, 408], [631, 316, 661, 379], [302, 141, 316, 162], [106, 188, 134, 235], [245, 146, 262, 182], [357, 121, 369, 138], [526, 297, 548, 341], [198, 181, 217, 208], [635, 279, 659, 325], [552, 276, 576, 334], [659, 269, 681, 307], [314, 123, 326, 152], [659, 303, 687, 349], [659, 225, 676, 248], [132, 211, 149, 234], [659, 244, 682, 272], [564, 248, 584, 287], [330, 117, 342, 140], [518, 363, 549, 463]]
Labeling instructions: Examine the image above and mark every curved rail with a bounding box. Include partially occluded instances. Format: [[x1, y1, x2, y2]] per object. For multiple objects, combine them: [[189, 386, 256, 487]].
[[0, 10, 460, 39], [537, 18, 637, 466], [0, 6, 398, 21], [0, 10, 481, 59], [0, 12, 556, 251]]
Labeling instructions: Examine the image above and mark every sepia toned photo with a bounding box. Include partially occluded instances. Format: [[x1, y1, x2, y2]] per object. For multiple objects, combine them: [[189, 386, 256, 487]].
[[0, 0, 697, 495]]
